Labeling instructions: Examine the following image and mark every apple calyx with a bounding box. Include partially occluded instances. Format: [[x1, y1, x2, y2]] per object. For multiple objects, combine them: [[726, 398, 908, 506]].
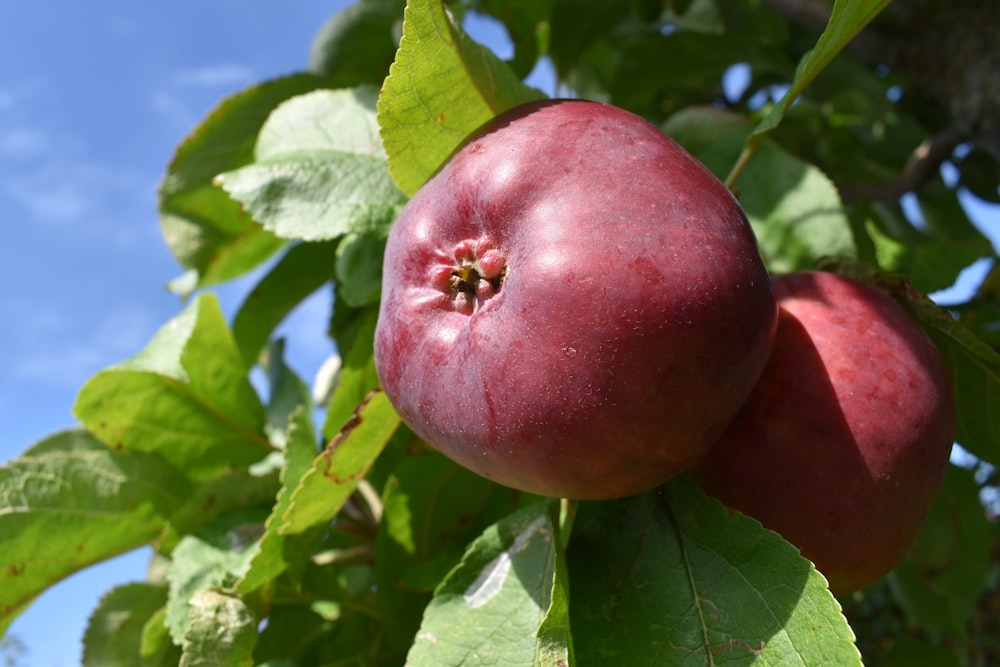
[[442, 239, 506, 311]]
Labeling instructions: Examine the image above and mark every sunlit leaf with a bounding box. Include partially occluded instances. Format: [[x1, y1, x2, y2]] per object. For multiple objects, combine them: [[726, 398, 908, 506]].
[[279, 389, 401, 535], [378, 0, 546, 195], [405, 501, 565, 666], [179, 590, 257, 667], [159, 74, 328, 289], [217, 87, 407, 242], [569, 477, 860, 666], [74, 294, 270, 480], [0, 430, 191, 635]]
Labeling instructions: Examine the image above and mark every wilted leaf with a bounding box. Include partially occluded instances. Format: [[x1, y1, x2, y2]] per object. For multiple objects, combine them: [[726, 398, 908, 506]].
[[179, 590, 257, 667]]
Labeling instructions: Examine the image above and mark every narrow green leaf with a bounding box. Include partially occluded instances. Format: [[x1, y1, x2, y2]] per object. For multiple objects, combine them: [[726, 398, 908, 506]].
[[279, 389, 401, 535], [727, 0, 891, 186], [569, 477, 860, 665], [82, 582, 169, 667], [179, 590, 257, 667], [534, 510, 574, 667], [74, 294, 271, 480], [217, 87, 407, 242], [232, 240, 338, 367], [322, 304, 380, 442], [378, 0, 546, 196], [237, 347, 322, 594], [159, 73, 328, 289], [0, 430, 192, 634], [405, 501, 560, 666], [665, 107, 855, 272], [819, 257, 1000, 465], [890, 465, 993, 639]]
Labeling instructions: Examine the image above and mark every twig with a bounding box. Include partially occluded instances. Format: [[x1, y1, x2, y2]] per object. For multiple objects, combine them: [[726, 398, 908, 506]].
[[838, 124, 966, 203]]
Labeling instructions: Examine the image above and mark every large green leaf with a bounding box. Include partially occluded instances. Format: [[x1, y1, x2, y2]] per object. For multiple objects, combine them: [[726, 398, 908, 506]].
[[74, 294, 271, 480], [217, 87, 407, 242], [821, 258, 1000, 465], [569, 477, 860, 665], [378, 0, 546, 196], [405, 501, 569, 666], [0, 430, 192, 634], [159, 73, 329, 289]]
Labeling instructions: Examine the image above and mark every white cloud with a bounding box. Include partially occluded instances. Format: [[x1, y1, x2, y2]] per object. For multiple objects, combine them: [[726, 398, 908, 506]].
[[0, 128, 50, 158], [173, 64, 255, 88]]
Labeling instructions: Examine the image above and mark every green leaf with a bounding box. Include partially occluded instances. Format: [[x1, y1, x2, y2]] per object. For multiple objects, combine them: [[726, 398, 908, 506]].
[[217, 87, 407, 242], [336, 232, 386, 308], [378, 0, 546, 196], [232, 240, 338, 367], [74, 294, 271, 480], [82, 582, 170, 667], [889, 465, 993, 639], [405, 501, 563, 666], [165, 514, 264, 645], [236, 345, 322, 594], [476, 0, 556, 78], [375, 453, 519, 652], [159, 73, 329, 289], [322, 304, 381, 442], [308, 0, 406, 87], [0, 429, 192, 634], [819, 258, 1000, 465], [569, 477, 860, 665], [874, 639, 964, 667], [728, 0, 891, 186], [279, 389, 401, 535], [179, 590, 257, 667], [665, 107, 855, 272]]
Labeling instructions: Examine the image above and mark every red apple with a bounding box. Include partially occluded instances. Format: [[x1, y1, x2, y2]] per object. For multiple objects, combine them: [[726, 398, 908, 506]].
[[691, 271, 955, 594], [374, 99, 777, 499]]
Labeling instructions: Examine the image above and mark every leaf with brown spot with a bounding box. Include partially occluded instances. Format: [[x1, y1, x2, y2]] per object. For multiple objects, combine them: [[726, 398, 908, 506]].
[[278, 389, 401, 535]]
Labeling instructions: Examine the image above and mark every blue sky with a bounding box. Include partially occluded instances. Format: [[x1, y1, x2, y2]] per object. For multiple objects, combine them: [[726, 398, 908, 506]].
[[0, 3, 354, 664], [1, 3, 998, 666]]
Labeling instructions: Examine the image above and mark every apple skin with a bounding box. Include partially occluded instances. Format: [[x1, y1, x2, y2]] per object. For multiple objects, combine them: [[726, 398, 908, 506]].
[[374, 99, 777, 500], [690, 271, 955, 594]]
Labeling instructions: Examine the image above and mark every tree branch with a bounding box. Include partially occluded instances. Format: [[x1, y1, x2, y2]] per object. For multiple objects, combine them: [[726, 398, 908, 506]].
[[838, 124, 966, 203]]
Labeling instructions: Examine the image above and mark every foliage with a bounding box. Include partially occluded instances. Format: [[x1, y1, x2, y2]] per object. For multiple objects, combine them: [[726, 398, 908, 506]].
[[3, 0, 1000, 664]]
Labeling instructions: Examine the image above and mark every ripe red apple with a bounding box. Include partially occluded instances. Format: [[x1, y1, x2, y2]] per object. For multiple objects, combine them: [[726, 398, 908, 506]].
[[690, 271, 955, 594], [374, 99, 777, 499]]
